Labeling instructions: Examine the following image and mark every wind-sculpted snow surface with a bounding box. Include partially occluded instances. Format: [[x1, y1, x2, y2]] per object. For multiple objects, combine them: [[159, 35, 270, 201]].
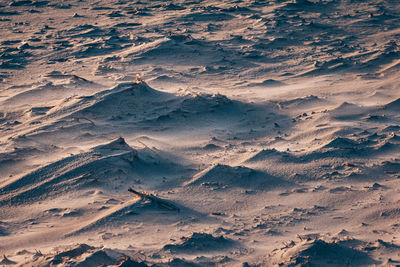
[[0, 138, 138, 205], [1, 0, 400, 266]]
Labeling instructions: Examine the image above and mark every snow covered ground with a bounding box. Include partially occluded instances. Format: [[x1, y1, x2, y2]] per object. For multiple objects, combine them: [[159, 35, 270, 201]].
[[1, 0, 400, 266]]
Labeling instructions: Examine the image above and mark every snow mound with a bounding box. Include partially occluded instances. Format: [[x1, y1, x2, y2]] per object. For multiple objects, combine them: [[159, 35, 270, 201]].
[[0, 137, 182, 205], [186, 164, 288, 189], [22, 243, 148, 267], [163, 233, 235, 254], [270, 239, 374, 266]]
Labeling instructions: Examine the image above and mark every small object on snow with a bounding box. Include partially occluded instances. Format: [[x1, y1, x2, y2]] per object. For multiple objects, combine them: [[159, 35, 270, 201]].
[[33, 249, 43, 258], [135, 74, 144, 83], [372, 183, 383, 189], [128, 188, 180, 212], [0, 254, 17, 265], [71, 74, 91, 83]]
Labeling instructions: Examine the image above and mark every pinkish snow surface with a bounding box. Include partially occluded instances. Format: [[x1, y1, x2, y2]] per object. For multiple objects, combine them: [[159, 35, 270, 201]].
[[1, 0, 400, 266]]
